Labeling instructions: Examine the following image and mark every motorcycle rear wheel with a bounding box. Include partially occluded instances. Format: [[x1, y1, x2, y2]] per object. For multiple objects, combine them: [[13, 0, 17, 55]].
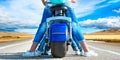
[[50, 42, 67, 58]]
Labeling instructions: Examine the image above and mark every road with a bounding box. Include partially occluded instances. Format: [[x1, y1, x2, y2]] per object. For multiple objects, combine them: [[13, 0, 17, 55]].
[[0, 40, 120, 60]]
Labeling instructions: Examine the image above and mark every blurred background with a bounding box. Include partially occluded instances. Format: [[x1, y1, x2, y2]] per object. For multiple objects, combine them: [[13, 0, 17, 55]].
[[0, 0, 120, 34]]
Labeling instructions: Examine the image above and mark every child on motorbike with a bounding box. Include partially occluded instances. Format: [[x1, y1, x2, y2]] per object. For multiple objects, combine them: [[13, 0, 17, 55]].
[[22, 0, 98, 57]]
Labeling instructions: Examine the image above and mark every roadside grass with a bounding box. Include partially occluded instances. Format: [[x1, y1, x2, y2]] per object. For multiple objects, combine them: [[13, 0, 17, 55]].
[[85, 35, 120, 42], [0, 32, 34, 42], [0, 32, 120, 43]]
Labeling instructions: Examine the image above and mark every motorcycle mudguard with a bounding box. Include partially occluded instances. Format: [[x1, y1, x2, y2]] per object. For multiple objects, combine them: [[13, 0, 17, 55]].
[[50, 23, 68, 42]]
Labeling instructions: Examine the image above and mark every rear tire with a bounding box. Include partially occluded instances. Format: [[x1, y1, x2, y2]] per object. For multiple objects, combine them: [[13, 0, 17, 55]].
[[50, 42, 67, 58]]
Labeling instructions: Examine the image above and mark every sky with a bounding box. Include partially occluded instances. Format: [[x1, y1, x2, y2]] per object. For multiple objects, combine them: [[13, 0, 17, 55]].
[[0, 0, 120, 34]]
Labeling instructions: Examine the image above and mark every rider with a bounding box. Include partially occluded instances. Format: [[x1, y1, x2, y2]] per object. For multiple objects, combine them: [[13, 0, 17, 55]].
[[37, 0, 82, 55], [22, 0, 98, 57]]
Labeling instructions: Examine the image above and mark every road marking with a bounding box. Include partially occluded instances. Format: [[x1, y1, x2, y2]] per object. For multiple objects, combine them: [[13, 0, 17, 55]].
[[0, 40, 32, 50], [37, 59, 63, 60], [88, 45, 120, 56], [0, 40, 120, 56]]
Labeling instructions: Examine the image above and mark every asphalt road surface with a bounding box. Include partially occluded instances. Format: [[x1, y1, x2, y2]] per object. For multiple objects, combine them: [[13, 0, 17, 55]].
[[0, 40, 120, 60]]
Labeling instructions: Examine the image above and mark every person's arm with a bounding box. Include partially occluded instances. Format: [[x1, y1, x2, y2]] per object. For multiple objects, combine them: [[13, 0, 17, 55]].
[[41, 0, 47, 6], [71, 0, 76, 3]]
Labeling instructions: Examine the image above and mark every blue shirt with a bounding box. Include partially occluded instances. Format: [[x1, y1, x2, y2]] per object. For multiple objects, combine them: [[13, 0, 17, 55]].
[[48, 0, 68, 4]]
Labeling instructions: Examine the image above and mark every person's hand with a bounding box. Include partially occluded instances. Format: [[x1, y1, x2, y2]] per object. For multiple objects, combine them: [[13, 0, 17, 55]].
[[71, 0, 76, 3], [42, 1, 46, 6], [42, 0, 47, 6]]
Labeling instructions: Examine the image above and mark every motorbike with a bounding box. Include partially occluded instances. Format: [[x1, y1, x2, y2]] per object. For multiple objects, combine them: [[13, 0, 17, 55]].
[[44, 3, 72, 58]]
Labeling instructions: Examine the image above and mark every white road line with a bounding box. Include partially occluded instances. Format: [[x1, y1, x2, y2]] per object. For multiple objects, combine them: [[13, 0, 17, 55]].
[[0, 40, 32, 50], [0, 40, 120, 56], [88, 45, 120, 56]]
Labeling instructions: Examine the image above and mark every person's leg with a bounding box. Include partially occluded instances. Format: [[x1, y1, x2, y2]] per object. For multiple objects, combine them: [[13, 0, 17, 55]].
[[22, 7, 52, 57], [37, 39, 46, 52], [71, 39, 81, 55], [22, 22, 47, 57], [71, 39, 79, 51], [37, 36, 51, 55], [66, 7, 98, 56], [72, 22, 89, 52], [73, 38, 83, 52], [66, 6, 78, 23], [29, 7, 52, 52], [29, 22, 47, 52], [66, 7, 85, 51], [72, 23, 98, 56]]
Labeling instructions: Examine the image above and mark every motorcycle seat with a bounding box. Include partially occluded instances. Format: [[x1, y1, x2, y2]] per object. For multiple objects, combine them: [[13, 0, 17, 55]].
[[50, 4, 68, 12]]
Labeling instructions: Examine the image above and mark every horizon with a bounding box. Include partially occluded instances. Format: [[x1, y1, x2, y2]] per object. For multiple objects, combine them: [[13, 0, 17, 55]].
[[0, 0, 120, 34]]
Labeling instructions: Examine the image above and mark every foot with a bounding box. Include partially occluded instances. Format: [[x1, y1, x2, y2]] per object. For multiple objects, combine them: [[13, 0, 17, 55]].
[[22, 50, 41, 57], [41, 52, 51, 55], [81, 51, 98, 57], [74, 51, 81, 55]]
